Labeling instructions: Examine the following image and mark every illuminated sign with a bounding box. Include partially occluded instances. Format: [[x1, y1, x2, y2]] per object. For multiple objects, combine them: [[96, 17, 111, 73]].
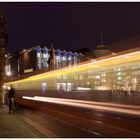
[[24, 69, 33, 73]]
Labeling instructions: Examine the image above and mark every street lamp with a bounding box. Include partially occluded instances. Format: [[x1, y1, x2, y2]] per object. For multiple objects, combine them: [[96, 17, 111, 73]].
[[6, 71, 11, 76]]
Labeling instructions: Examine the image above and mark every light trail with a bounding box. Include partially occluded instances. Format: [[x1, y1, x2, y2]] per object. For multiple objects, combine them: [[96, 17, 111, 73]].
[[34, 96, 140, 110], [5, 47, 140, 85], [22, 96, 140, 116]]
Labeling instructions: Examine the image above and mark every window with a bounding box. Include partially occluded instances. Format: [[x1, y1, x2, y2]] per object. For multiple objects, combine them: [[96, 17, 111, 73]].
[[37, 53, 41, 58], [43, 53, 47, 58], [63, 56, 66, 60], [95, 75, 100, 79], [68, 57, 71, 60]]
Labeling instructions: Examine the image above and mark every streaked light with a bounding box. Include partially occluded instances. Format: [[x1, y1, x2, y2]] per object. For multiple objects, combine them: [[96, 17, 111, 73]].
[[4, 48, 140, 86], [22, 96, 140, 116], [77, 87, 91, 91]]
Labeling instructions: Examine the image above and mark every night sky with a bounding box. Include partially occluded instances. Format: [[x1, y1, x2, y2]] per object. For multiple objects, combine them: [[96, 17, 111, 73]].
[[1, 2, 140, 53]]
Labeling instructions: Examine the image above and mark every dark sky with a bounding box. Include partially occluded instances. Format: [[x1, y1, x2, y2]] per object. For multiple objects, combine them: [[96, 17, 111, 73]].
[[1, 2, 140, 53]]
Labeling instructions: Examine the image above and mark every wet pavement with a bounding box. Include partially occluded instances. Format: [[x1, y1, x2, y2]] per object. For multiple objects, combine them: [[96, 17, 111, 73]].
[[0, 105, 47, 138]]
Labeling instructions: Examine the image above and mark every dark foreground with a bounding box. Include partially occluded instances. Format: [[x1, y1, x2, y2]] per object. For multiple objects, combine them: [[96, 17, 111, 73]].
[[0, 105, 47, 138], [1, 92, 140, 138], [16, 97, 140, 138]]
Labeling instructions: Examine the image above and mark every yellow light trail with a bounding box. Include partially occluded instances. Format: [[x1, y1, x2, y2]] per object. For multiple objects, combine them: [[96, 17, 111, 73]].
[[4, 49, 140, 85]]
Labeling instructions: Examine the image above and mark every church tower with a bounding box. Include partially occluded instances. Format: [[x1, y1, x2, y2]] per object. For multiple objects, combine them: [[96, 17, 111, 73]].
[[94, 32, 111, 58]]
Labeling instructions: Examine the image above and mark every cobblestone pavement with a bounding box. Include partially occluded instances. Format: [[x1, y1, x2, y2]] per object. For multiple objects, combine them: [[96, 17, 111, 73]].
[[0, 105, 47, 138]]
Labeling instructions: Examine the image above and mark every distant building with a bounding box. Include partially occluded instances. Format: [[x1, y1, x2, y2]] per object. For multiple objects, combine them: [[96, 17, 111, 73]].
[[5, 53, 19, 78], [82, 44, 113, 60], [93, 44, 113, 58], [92, 32, 113, 58], [5, 44, 84, 78], [77, 32, 114, 59]]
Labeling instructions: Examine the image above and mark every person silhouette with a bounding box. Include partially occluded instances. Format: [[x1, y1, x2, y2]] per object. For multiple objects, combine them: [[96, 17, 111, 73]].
[[8, 86, 15, 114]]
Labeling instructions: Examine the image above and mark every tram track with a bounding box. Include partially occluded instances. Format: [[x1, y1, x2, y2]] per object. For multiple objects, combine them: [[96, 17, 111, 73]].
[[16, 97, 140, 137]]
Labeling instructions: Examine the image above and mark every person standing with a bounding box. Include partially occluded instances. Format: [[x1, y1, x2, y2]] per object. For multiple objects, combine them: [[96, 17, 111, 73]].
[[8, 86, 15, 114]]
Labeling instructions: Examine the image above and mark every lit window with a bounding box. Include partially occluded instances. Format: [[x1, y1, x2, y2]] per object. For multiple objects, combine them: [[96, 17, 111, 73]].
[[132, 78, 137, 83], [41, 82, 47, 93], [5, 65, 11, 76], [117, 72, 122, 76], [56, 56, 60, 60], [117, 77, 122, 80], [68, 57, 71, 60], [87, 82, 90, 85], [63, 56, 66, 60], [56, 83, 61, 91], [95, 75, 100, 79], [101, 73, 106, 77], [37, 53, 41, 58], [43, 53, 47, 58], [115, 67, 122, 71]]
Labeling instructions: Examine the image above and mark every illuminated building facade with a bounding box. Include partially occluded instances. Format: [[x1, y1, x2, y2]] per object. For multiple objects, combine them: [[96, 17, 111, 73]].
[[4, 47, 140, 96], [5, 44, 83, 78]]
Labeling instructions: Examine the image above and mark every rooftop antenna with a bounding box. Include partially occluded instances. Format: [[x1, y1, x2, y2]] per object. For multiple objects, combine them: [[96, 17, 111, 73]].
[[96, 32, 105, 49], [100, 32, 103, 44]]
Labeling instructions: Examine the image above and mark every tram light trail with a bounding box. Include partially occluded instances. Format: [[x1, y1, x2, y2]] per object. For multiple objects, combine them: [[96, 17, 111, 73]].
[[22, 96, 140, 116], [34, 96, 140, 110], [4, 48, 140, 85]]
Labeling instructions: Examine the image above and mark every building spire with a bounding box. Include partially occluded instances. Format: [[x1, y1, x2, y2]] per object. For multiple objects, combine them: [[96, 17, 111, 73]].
[[100, 32, 103, 44]]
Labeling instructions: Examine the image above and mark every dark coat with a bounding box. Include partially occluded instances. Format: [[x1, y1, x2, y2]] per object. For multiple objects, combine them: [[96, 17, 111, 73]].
[[8, 88, 15, 99]]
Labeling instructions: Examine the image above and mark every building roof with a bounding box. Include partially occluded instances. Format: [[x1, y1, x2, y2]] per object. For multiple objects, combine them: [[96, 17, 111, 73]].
[[108, 35, 140, 53]]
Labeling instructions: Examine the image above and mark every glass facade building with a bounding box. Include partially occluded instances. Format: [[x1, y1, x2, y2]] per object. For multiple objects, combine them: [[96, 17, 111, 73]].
[[5, 45, 83, 78], [34, 45, 83, 71], [4, 47, 140, 95]]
